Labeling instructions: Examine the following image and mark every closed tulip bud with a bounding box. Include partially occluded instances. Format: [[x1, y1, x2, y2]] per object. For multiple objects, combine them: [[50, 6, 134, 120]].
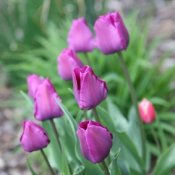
[[77, 120, 112, 163], [34, 79, 63, 121], [57, 48, 83, 80], [27, 74, 44, 99], [68, 17, 95, 52], [94, 12, 129, 54], [20, 121, 50, 152], [73, 66, 108, 110], [138, 98, 156, 124]]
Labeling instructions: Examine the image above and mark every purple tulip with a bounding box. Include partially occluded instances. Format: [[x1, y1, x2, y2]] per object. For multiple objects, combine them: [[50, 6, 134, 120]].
[[94, 12, 129, 54], [20, 121, 50, 152], [77, 120, 112, 163], [57, 48, 83, 80], [34, 79, 63, 121], [27, 74, 44, 99], [68, 17, 95, 52], [73, 66, 108, 110]]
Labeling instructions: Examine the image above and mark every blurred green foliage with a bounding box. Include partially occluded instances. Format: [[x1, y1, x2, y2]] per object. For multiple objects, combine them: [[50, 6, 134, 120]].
[[0, 0, 100, 52]]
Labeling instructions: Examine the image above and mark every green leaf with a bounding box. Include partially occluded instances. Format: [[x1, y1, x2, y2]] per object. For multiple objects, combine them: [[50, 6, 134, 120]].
[[153, 144, 175, 175], [73, 165, 85, 175], [20, 90, 33, 107], [55, 100, 83, 165], [107, 99, 128, 132], [110, 148, 122, 175], [27, 159, 38, 175], [128, 106, 142, 157], [42, 121, 62, 170], [150, 97, 169, 107], [158, 112, 175, 121], [117, 132, 144, 172]]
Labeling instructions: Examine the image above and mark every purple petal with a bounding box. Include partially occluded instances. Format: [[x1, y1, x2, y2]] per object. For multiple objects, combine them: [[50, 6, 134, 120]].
[[58, 48, 83, 80], [20, 121, 50, 152], [94, 12, 129, 54], [68, 17, 95, 52], [79, 66, 108, 109], [34, 79, 63, 120], [85, 122, 112, 163], [27, 74, 44, 99]]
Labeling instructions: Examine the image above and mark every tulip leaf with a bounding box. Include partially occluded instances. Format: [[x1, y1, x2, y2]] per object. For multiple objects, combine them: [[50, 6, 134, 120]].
[[55, 99, 83, 164], [60, 149, 71, 175], [116, 132, 144, 172], [112, 148, 121, 161], [55, 99, 77, 136], [55, 117, 85, 173], [73, 165, 85, 175], [107, 99, 128, 132], [97, 106, 116, 133], [20, 90, 33, 107], [42, 121, 62, 170], [128, 106, 142, 157], [153, 144, 175, 175], [83, 160, 103, 175], [27, 159, 38, 175], [110, 148, 122, 175], [150, 97, 169, 107], [158, 112, 175, 121]]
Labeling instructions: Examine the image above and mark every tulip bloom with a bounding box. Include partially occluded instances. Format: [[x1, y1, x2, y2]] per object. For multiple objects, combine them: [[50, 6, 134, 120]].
[[77, 120, 112, 163], [20, 121, 50, 152], [73, 66, 108, 110], [34, 79, 63, 121], [57, 48, 83, 80], [94, 12, 129, 54], [138, 98, 156, 123], [68, 17, 95, 52], [27, 74, 44, 99]]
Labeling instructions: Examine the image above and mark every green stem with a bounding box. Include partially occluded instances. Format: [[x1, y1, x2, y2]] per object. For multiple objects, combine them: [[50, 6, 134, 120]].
[[117, 52, 137, 108], [100, 161, 110, 175], [50, 119, 62, 151], [92, 108, 100, 122], [40, 149, 55, 175], [117, 52, 146, 172]]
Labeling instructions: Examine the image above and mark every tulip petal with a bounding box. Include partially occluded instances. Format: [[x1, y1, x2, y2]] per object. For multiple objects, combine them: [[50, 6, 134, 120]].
[[58, 48, 83, 80], [94, 12, 129, 54], [77, 127, 92, 161], [34, 79, 63, 120], [86, 123, 112, 163], [20, 121, 50, 152], [79, 67, 107, 109], [68, 17, 95, 52], [77, 120, 112, 163], [27, 74, 44, 99]]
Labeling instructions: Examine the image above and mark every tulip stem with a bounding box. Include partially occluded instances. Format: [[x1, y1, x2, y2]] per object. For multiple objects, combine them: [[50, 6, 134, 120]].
[[50, 119, 62, 151], [93, 108, 100, 122], [100, 161, 110, 175], [117, 52, 146, 171], [40, 149, 55, 175]]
